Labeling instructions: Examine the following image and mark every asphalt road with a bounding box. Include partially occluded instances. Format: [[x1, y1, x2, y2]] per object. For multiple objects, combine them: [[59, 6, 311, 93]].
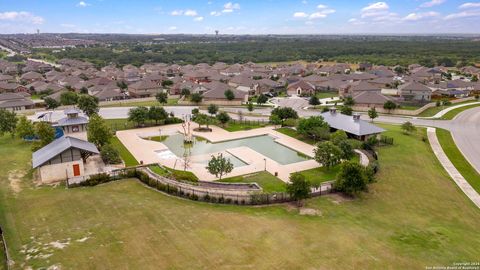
[[449, 107, 480, 174]]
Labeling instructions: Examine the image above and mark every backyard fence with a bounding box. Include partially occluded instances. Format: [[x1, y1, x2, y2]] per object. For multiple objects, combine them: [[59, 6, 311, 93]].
[[67, 164, 335, 205]]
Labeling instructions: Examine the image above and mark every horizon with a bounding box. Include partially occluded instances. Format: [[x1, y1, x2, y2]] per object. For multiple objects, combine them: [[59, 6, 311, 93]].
[[1, 0, 480, 35]]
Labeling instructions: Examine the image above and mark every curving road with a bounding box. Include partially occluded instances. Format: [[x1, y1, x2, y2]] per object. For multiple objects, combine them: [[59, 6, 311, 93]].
[[449, 107, 480, 174]]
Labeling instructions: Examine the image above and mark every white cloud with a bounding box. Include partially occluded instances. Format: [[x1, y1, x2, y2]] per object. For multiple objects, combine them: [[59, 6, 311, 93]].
[[184, 10, 198, 17], [171, 10, 183, 16], [222, 2, 240, 13], [168, 26, 177, 31], [444, 10, 480, 19], [459, 2, 480, 8], [293, 12, 309, 18], [76, 1, 90, 7], [420, 0, 445, 8], [0, 11, 44, 24], [361, 2, 389, 12], [293, 5, 335, 20], [210, 11, 221, 16], [403, 11, 440, 21], [194, 16, 204, 21]]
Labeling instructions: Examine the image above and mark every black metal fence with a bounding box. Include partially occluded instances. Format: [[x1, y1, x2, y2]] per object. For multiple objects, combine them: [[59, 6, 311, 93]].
[[68, 165, 335, 206]]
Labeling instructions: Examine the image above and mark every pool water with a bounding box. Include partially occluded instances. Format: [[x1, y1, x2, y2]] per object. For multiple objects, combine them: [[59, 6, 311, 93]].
[[161, 134, 309, 165]]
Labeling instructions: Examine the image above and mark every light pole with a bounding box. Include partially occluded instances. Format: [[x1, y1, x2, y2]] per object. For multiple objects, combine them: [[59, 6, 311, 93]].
[[264, 158, 267, 171]]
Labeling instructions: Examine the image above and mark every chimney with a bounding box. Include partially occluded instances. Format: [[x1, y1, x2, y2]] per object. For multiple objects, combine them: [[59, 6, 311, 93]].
[[329, 107, 337, 114], [353, 113, 360, 121]]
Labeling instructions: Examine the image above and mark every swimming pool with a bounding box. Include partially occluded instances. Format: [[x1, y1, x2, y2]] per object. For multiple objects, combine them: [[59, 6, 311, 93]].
[[160, 134, 309, 165]]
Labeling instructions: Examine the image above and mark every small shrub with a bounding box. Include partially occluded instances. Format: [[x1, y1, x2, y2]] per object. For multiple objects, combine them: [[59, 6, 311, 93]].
[[282, 118, 297, 127], [203, 194, 211, 201], [100, 144, 121, 164]]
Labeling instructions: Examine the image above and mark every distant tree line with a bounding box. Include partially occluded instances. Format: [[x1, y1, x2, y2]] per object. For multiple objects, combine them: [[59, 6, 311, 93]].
[[32, 37, 480, 67]]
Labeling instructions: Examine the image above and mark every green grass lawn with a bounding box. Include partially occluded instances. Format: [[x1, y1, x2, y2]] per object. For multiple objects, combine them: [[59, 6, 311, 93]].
[[417, 100, 477, 117], [275, 127, 317, 145], [101, 98, 179, 108], [147, 135, 168, 142], [1, 124, 480, 269], [218, 171, 286, 193], [440, 103, 480, 120], [436, 129, 480, 193], [315, 92, 338, 99], [298, 155, 360, 186], [110, 136, 139, 167], [149, 165, 199, 182], [222, 121, 268, 132]]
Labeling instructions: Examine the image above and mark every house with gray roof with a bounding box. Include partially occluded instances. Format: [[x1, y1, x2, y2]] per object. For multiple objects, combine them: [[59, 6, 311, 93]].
[[398, 81, 432, 102], [53, 108, 89, 134], [32, 136, 99, 183], [320, 108, 385, 140], [0, 92, 35, 111]]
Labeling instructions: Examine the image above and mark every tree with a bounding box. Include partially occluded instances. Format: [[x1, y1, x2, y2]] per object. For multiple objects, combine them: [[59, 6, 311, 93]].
[[77, 95, 99, 117], [337, 140, 354, 160], [148, 106, 168, 124], [16, 116, 34, 139], [207, 104, 219, 116], [257, 94, 268, 105], [247, 102, 254, 112], [343, 96, 355, 106], [286, 173, 311, 206], [224, 89, 235, 100], [44, 97, 60, 110], [297, 116, 329, 141], [472, 75, 478, 82], [309, 96, 320, 106], [0, 109, 18, 137], [206, 153, 234, 179], [335, 161, 369, 196], [216, 112, 231, 127], [383, 100, 397, 111], [191, 93, 203, 103], [80, 86, 89, 94], [368, 107, 378, 122], [60, 91, 78, 105], [330, 130, 348, 145], [181, 88, 190, 97], [269, 114, 282, 127], [128, 106, 149, 127], [87, 114, 112, 148], [34, 122, 55, 148], [100, 144, 121, 164], [401, 121, 416, 135], [194, 113, 212, 129], [117, 80, 128, 91], [161, 80, 173, 87], [314, 141, 342, 169], [191, 108, 200, 115], [156, 92, 168, 104], [341, 106, 353, 116], [271, 107, 299, 121]]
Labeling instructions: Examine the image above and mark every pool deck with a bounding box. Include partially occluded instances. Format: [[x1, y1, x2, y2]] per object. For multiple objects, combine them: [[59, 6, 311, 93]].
[[116, 124, 320, 182]]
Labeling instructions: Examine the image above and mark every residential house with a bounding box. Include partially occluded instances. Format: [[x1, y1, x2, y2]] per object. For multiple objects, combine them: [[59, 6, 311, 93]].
[[20, 71, 44, 83], [0, 92, 35, 111], [352, 91, 398, 108], [398, 81, 432, 102], [53, 108, 89, 134], [202, 82, 248, 105], [286, 80, 315, 96], [128, 80, 162, 98]]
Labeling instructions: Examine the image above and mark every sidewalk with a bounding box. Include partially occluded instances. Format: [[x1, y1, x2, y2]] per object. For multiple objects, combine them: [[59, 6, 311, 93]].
[[427, 127, 480, 208]]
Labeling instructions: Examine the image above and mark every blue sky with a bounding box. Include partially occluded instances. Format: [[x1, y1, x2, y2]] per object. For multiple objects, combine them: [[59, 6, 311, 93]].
[[0, 0, 479, 34]]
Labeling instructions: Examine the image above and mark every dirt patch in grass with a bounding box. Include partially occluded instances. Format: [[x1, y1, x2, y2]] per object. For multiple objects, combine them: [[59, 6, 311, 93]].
[[299, 208, 322, 216], [326, 193, 354, 204], [8, 170, 25, 193]]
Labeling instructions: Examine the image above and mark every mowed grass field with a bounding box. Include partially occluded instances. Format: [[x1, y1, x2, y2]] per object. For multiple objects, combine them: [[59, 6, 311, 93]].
[[0, 125, 480, 269]]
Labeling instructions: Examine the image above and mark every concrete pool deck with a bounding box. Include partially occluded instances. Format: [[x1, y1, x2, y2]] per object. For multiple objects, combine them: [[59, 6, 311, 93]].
[[116, 124, 320, 182]]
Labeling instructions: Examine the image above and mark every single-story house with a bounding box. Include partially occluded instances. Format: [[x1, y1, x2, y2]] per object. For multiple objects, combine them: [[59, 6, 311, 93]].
[[320, 108, 385, 140], [32, 136, 99, 183], [0, 92, 35, 111], [287, 80, 315, 96], [352, 91, 398, 108]]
